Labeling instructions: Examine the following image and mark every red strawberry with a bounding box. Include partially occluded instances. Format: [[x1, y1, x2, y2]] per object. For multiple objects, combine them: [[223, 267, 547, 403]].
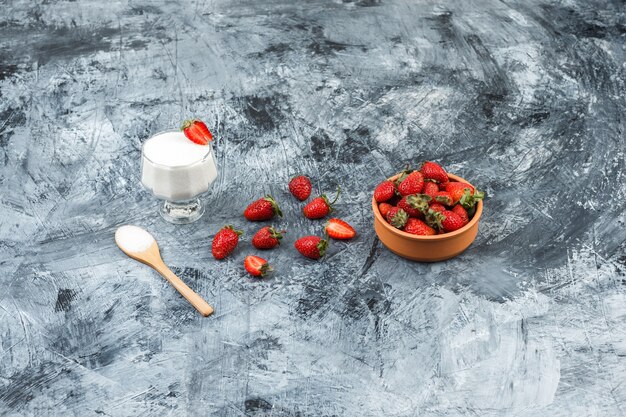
[[378, 203, 393, 218], [420, 161, 448, 183], [385, 207, 408, 229], [423, 181, 439, 198], [424, 208, 446, 230], [374, 180, 397, 202], [445, 182, 475, 204], [212, 225, 242, 260], [441, 210, 465, 232], [325, 218, 356, 240], [180, 119, 213, 145], [252, 226, 284, 249], [398, 194, 430, 218], [295, 235, 328, 260], [459, 188, 485, 214], [452, 204, 469, 226], [244, 195, 282, 221], [289, 175, 312, 201], [397, 171, 424, 196], [397, 196, 421, 218], [404, 218, 436, 236], [303, 187, 340, 220], [244, 255, 271, 277], [434, 191, 454, 206], [429, 202, 446, 213]]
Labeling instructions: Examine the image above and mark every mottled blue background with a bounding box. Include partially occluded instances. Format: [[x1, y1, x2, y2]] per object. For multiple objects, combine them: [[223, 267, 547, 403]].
[[1, 0, 625, 416]]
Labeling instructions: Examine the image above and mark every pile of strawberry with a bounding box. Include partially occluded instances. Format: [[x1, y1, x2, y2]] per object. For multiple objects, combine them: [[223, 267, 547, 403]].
[[374, 161, 484, 235], [210, 175, 356, 278]]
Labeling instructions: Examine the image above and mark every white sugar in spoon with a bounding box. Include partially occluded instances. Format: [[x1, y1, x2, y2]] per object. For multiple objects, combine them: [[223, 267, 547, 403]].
[[115, 225, 214, 317]]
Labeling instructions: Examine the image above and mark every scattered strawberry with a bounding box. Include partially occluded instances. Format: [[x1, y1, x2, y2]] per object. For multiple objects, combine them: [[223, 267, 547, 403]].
[[397, 171, 424, 196], [244, 255, 271, 277], [423, 181, 440, 199], [404, 218, 436, 236], [452, 204, 469, 226], [374, 180, 397, 203], [441, 210, 465, 232], [180, 119, 213, 145], [378, 203, 393, 218], [303, 187, 340, 220], [244, 195, 282, 221], [385, 207, 408, 229], [212, 225, 242, 260], [252, 226, 284, 249], [434, 191, 454, 206], [289, 175, 312, 201], [295, 235, 328, 260], [429, 202, 446, 213], [445, 182, 475, 204], [325, 218, 356, 240], [420, 161, 448, 183]]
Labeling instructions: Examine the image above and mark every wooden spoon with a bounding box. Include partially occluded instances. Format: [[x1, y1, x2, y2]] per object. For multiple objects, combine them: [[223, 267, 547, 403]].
[[115, 225, 214, 317]]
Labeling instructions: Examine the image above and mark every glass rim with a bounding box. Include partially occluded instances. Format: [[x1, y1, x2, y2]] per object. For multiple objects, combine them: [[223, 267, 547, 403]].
[[141, 129, 214, 169]]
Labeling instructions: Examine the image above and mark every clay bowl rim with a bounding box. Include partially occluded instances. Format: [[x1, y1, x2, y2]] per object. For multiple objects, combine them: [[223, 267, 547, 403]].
[[372, 172, 484, 241]]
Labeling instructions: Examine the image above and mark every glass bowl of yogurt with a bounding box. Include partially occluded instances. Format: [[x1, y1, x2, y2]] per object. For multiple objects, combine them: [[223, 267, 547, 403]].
[[141, 130, 218, 224]]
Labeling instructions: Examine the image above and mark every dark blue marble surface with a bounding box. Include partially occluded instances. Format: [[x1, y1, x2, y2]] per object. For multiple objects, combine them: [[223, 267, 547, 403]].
[[1, 0, 625, 415]]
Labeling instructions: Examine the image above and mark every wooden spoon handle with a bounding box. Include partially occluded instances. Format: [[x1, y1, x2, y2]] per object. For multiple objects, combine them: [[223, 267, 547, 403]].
[[153, 263, 214, 317]]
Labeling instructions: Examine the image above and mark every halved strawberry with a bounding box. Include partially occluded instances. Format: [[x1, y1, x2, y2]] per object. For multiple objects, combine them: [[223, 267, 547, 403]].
[[181, 119, 213, 145], [244, 255, 271, 277], [325, 218, 356, 240]]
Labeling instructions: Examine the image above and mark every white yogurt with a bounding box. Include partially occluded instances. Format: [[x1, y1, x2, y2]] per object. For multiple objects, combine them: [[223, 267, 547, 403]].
[[115, 225, 155, 253], [141, 131, 218, 201]]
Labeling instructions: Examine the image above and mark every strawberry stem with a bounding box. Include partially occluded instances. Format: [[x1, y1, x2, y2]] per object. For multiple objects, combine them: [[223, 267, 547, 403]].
[[264, 195, 283, 217], [424, 209, 445, 230], [268, 227, 284, 240], [329, 186, 341, 205], [180, 119, 196, 130], [259, 262, 272, 277], [317, 237, 329, 257], [224, 225, 243, 236]]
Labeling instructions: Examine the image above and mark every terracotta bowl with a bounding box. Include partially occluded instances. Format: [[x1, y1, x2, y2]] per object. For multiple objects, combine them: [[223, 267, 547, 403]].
[[372, 173, 483, 262]]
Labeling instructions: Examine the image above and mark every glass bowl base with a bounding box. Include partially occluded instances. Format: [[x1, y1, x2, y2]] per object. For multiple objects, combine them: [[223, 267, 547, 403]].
[[160, 198, 204, 224]]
